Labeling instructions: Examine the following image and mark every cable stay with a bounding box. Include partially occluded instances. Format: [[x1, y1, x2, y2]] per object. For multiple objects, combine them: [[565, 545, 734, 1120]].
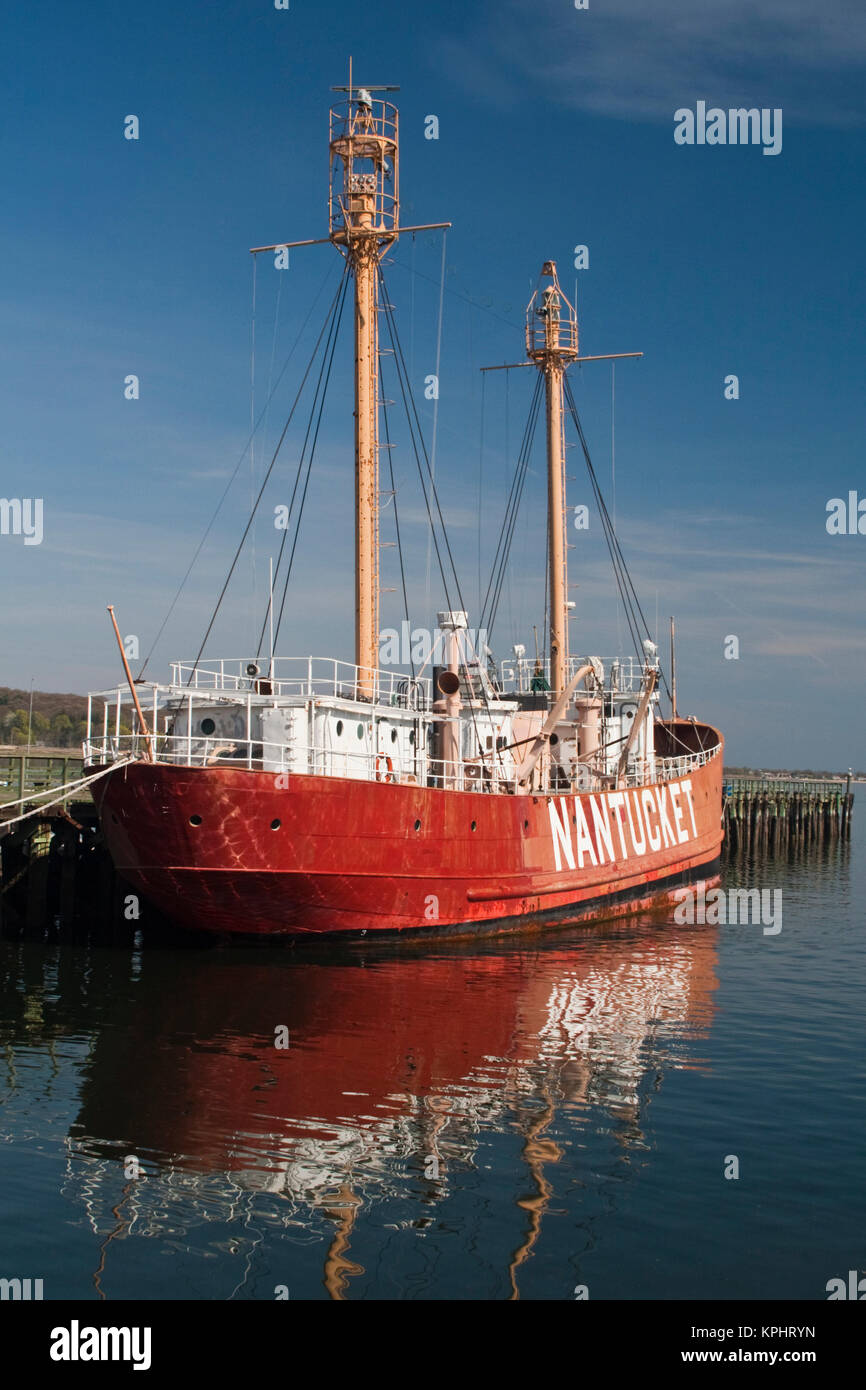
[[376, 264, 510, 784], [186, 262, 351, 685], [136, 258, 339, 682], [480, 373, 543, 640], [259, 267, 352, 665], [563, 372, 674, 707]]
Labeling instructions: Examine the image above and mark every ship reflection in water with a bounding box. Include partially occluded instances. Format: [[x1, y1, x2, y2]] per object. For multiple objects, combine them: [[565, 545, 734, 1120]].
[[53, 917, 718, 1299]]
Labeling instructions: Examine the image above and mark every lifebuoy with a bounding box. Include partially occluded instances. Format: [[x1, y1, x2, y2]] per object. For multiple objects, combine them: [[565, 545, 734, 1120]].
[[375, 754, 396, 783]]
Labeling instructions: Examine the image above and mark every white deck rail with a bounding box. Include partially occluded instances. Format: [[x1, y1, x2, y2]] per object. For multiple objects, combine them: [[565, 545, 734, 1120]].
[[85, 729, 722, 793], [168, 656, 431, 706]]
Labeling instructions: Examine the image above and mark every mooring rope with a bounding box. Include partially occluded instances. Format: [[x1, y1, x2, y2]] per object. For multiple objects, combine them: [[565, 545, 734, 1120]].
[[0, 759, 135, 827]]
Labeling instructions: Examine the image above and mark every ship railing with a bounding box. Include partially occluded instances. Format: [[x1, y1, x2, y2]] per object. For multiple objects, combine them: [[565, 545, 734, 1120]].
[[724, 775, 846, 795], [85, 727, 722, 789], [498, 655, 646, 695], [83, 731, 518, 792], [654, 744, 723, 781], [166, 657, 431, 708]]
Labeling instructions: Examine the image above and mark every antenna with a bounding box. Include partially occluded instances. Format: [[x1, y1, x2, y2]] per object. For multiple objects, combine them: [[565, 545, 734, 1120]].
[[670, 615, 678, 720], [268, 557, 275, 677]]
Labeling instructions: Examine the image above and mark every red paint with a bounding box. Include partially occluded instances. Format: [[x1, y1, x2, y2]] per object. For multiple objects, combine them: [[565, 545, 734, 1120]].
[[92, 725, 723, 939]]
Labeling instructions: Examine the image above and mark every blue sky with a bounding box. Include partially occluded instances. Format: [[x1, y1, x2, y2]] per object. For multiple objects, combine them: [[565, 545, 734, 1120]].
[[1, 0, 864, 768]]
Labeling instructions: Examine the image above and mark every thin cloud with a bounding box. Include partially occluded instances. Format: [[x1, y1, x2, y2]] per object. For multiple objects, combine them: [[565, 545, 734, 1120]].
[[434, 0, 866, 126]]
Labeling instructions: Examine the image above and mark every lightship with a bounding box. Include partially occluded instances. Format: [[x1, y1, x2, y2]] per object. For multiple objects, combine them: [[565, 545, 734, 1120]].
[[86, 78, 723, 939]]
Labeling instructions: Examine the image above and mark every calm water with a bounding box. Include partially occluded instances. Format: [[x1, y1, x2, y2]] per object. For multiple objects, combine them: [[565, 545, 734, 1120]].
[[1, 818, 863, 1301]]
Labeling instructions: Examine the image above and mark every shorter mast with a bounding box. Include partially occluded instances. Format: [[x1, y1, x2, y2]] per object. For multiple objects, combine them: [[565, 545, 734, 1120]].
[[526, 263, 579, 699], [481, 265, 641, 700]]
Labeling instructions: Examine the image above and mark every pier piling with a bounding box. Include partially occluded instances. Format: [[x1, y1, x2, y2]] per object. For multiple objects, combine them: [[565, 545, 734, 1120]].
[[723, 776, 853, 859]]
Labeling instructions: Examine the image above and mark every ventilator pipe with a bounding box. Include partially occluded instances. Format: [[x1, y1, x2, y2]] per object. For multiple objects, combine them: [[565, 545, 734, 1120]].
[[434, 625, 463, 787], [515, 663, 593, 788]]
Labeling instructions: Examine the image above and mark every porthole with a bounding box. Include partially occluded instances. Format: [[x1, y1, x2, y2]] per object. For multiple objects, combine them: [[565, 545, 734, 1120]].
[[270, 819, 281, 831], [189, 814, 202, 827], [471, 820, 477, 832], [356, 723, 364, 739], [524, 819, 529, 830], [414, 819, 422, 832], [391, 728, 398, 744], [550, 733, 559, 746], [200, 717, 216, 736], [336, 720, 343, 736]]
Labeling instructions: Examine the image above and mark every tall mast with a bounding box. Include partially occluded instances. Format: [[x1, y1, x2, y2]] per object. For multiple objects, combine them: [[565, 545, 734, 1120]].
[[329, 75, 399, 698], [526, 263, 579, 699], [251, 74, 449, 696]]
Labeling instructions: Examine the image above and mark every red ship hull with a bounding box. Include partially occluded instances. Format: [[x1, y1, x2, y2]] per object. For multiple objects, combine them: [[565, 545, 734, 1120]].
[[91, 725, 723, 939]]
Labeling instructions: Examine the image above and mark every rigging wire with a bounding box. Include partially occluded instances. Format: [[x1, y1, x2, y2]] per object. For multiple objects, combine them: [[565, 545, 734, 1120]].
[[480, 374, 543, 638], [611, 361, 622, 656], [380, 354, 415, 681], [262, 262, 286, 469], [250, 255, 257, 625], [186, 263, 350, 685], [477, 349, 484, 616], [563, 373, 674, 706], [389, 255, 520, 334], [253, 259, 286, 620], [476, 363, 674, 709], [424, 230, 448, 614], [564, 372, 644, 659], [377, 266, 508, 785], [136, 257, 339, 681], [253, 267, 351, 662], [268, 269, 351, 657]]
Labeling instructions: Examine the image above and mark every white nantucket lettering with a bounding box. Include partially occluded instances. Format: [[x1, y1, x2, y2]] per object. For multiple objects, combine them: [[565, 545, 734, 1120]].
[[669, 783, 688, 843], [574, 798, 598, 867], [607, 791, 629, 858], [549, 799, 575, 871], [625, 790, 646, 854], [589, 796, 615, 864], [655, 785, 676, 848], [641, 788, 662, 851], [681, 778, 698, 836], [547, 778, 699, 872]]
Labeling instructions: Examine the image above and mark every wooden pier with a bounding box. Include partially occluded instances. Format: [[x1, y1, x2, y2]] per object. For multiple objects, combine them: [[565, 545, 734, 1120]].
[[0, 750, 84, 809], [1, 802, 141, 941], [0, 755, 855, 937], [0, 752, 172, 941], [723, 776, 853, 857], [0, 800, 181, 942]]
